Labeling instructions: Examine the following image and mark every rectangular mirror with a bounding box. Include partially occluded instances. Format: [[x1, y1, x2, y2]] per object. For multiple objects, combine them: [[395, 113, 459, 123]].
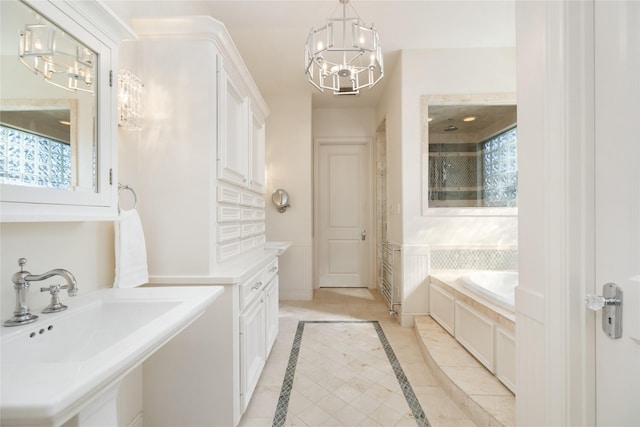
[[0, 0, 120, 221], [422, 94, 517, 214]]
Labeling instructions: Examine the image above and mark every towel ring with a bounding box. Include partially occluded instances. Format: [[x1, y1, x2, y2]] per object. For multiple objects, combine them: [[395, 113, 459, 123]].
[[118, 184, 138, 212]]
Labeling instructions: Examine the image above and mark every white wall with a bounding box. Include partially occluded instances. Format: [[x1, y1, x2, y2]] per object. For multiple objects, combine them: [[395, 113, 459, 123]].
[[0, 222, 114, 320], [264, 92, 314, 300], [399, 47, 518, 247], [375, 60, 404, 245], [374, 47, 517, 325], [375, 47, 519, 249], [312, 108, 376, 137]]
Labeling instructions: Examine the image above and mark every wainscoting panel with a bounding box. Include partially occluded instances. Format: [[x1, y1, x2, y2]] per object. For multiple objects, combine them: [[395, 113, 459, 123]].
[[400, 245, 430, 327]]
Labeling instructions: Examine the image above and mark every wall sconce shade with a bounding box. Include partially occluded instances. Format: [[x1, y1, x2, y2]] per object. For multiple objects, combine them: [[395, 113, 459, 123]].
[[118, 70, 144, 130]]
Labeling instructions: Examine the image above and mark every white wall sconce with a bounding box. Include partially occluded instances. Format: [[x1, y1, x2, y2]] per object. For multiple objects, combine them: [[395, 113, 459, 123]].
[[19, 23, 95, 94], [272, 189, 290, 213], [118, 70, 143, 130]]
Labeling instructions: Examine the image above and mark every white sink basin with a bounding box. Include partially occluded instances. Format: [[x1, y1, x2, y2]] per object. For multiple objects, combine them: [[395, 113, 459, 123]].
[[264, 240, 292, 255], [1, 286, 223, 426]]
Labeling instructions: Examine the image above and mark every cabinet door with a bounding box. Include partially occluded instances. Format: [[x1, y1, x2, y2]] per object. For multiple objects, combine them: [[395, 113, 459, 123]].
[[248, 113, 265, 193], [218, 64, 249, 187], [265, 276, 279, 355], [240, 296, 266, 413]]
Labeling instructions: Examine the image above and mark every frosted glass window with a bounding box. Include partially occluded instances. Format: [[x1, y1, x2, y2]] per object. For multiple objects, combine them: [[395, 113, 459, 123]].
[[0, 125, 72, 189], [482, 127, 517, 207]]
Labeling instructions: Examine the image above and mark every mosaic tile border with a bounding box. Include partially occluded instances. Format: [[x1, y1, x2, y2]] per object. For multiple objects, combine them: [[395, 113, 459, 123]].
[[272, 320, 430, 427], [430, 248, 518, 271]]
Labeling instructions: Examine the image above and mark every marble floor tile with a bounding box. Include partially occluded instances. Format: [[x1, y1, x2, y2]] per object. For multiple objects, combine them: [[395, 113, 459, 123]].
[[238, 288, 477, 427]]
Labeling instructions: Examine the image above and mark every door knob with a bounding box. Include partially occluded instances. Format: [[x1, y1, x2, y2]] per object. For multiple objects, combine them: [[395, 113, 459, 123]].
[[585, 283, 623, 339]]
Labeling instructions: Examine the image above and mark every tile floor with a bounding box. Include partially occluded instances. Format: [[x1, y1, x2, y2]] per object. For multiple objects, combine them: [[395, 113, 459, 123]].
[[238, 288, 477, 427]]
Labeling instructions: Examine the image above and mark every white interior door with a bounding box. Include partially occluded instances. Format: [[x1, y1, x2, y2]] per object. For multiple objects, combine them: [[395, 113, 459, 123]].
[[594, 1, 640, 424], [317, 141, 371, 287]]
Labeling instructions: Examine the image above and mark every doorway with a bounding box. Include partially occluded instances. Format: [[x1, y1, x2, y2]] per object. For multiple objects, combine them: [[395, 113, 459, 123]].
[[314, 137, 373, 288]]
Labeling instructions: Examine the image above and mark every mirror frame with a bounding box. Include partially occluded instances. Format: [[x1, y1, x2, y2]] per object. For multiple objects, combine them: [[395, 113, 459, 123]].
[[0, 0, 134, 221], [422, 93, 518, 217]]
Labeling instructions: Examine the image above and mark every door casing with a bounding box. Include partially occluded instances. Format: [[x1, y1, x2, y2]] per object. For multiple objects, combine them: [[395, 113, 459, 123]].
[[313, 137, 375, 289]]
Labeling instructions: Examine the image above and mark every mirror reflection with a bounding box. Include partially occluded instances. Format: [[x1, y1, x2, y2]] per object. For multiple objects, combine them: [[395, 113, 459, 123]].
[[0, 0, 97, 192], [423, 98, 517, 209]]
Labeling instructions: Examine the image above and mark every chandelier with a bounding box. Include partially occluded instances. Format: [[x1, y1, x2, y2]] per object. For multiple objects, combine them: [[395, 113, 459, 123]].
[[19, 23, 95, 94], [304, 0, 383, 95]]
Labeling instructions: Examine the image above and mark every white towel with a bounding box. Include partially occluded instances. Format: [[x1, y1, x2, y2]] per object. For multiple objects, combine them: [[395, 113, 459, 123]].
[[114, 208, 149, 288]]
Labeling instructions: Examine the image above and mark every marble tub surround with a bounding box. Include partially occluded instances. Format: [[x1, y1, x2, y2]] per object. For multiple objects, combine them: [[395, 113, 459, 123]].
[[429, 274, 515, 333], [415, 316, 515, 427]]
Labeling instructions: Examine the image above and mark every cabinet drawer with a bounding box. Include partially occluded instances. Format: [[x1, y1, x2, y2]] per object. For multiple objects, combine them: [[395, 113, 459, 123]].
[[218, 206, 241, 222], [241, 192, 255, 207], [241, 236, 257, 252], [218, 185, 242, 205], [265, 258, 278, 284], [218, 241, 242, 262], [254, 197, 265, 208], [240, 269, 265, 311], [218, 224, 242, 243], [241, 208, 254, 221], [242, 223, 256, 238]]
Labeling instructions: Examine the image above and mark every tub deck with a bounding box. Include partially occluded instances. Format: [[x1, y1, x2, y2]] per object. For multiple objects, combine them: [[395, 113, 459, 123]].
[[430, 273, 515, 329]]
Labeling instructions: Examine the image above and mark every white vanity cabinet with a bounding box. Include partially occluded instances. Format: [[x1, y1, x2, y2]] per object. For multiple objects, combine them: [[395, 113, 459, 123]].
[[131, 15, 277, 427], [265, 265, 280, 353], [218, 64, 250, 188], [217, 62, 266, 195], [239, 257, 279, 412], [132, 16, 269, 276], [249, 110, 267, 194], [144, 255, 280, 427]]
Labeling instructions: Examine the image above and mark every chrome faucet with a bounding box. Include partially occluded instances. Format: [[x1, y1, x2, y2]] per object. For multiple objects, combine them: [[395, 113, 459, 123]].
[[4, 258, 78, 327]]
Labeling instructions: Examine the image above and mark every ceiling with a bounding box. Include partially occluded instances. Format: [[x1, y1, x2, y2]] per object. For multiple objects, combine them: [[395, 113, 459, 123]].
[[429, 104, 516, 139], [105, 1, 516, 109]]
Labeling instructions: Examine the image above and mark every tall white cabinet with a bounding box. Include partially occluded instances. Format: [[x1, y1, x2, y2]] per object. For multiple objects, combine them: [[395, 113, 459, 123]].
[[129, 16, 277, 427], [133, 16, 269, 275]]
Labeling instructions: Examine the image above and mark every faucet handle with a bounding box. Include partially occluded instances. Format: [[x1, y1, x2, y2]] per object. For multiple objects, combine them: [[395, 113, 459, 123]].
[[40, 284, 68, 313], [40, 284, 68, 294], [17, 258, 27, 271]]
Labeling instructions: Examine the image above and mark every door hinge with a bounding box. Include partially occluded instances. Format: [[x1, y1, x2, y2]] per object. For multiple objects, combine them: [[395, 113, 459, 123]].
[[109, 168, 113, 185], [109, 70, 113, 87]]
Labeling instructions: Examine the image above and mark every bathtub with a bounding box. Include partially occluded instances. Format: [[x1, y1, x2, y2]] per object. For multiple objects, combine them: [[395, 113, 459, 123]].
[[429, 272, 516, 393], [459, 271, 517, 312]]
